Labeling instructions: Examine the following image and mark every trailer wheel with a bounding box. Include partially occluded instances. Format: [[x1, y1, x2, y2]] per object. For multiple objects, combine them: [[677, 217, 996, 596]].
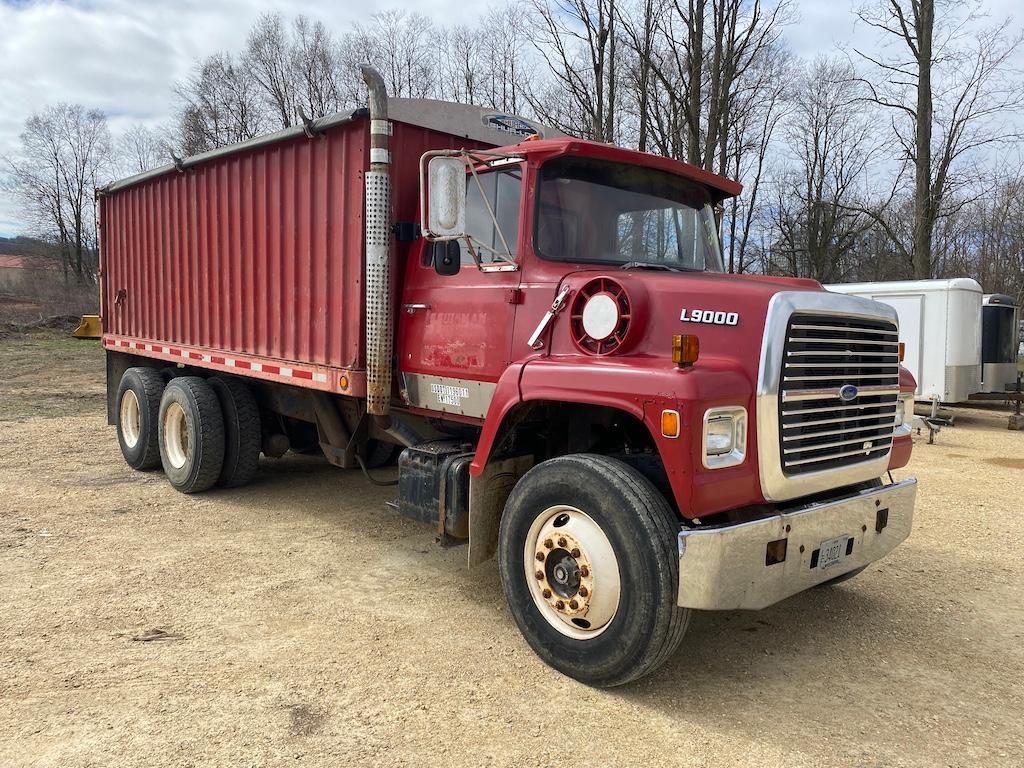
[[158, 377, 225, 493], [209, 376, 261, 488], [498, 454, 690, 687], [116, 367, 165, 470]]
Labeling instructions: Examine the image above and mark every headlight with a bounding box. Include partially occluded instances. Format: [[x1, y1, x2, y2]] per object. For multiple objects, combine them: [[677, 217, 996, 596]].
[[702, 407, 747, 468]]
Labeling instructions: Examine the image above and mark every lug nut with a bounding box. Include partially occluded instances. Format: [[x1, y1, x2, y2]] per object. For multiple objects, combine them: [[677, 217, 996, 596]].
[[535, 570, 544, 580], [557, 537, 567, 547], [555, 600, 565, 610], [579, 586, 588, 597], [580, 566, 590, 577], [542, 588, 552, 599], [543, 539, 553, 549], [535, 551, 545, 562], [569, 599, 579, 610], [570, 547, 581, 558]]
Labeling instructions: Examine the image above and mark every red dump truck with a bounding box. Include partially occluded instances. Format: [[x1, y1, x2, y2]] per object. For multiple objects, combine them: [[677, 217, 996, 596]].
[[98, 67, 918, 686]]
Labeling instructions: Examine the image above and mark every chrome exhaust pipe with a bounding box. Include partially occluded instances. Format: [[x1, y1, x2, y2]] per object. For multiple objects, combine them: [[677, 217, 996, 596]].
[[361, 64, 393, 418]]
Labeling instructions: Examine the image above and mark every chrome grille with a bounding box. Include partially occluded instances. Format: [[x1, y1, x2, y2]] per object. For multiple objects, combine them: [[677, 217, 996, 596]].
[[779, 314, 900, 475]]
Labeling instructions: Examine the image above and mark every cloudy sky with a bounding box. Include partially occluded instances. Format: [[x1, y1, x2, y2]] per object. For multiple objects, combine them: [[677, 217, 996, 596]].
[[0, 0, 1020, 237]]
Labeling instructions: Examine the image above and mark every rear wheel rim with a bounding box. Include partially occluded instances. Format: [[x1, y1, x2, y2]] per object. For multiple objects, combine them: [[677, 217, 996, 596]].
[[163, 402, 189, 470], [524, 505, 620, 640], [120, 390, 141, 449]]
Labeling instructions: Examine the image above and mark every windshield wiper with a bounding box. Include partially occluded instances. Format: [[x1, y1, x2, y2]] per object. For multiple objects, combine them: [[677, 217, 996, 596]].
[[618, 261, 687, 273]]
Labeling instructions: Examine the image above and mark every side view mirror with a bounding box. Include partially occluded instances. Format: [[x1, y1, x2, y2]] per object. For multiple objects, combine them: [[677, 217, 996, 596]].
[[426, 156, 466, 239], [433, 241, 461, 276]]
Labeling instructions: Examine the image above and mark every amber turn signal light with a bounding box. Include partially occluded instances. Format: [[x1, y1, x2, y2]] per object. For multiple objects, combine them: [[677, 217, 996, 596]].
[[898, 342, 906, 362], [672, 334, 699, 367], [661, 409, 680, 438]]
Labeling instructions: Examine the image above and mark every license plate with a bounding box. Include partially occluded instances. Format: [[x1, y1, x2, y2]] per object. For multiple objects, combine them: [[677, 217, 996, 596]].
[[818, 535, 848, 571]]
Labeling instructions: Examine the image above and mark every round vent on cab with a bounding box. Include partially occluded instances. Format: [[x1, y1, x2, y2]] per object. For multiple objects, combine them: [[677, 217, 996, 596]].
[[569, 277, 633, 355]]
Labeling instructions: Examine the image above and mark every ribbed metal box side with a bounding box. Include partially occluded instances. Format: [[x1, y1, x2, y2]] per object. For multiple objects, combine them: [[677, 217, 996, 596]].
[[100, 120, 369, 370]]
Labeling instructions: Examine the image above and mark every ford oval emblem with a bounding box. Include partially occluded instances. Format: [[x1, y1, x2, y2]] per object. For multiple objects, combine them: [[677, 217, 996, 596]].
[[839, 384, 859, 402]]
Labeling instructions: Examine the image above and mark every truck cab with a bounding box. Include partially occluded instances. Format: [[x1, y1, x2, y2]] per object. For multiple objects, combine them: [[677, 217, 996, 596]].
[[393, 136, 917, 683]]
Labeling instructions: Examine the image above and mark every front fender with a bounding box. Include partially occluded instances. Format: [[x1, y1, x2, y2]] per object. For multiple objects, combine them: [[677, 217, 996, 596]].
[[471, 356, 762, 519]]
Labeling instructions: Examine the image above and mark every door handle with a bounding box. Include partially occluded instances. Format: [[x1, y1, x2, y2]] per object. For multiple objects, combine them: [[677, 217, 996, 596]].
[[403, 303, 431, 314]]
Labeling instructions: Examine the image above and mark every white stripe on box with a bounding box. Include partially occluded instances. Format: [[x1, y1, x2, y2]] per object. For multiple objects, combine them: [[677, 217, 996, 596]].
[[280, 367, 293, 377], [313, 373, 328, 383], [251, 363, 262, 372]]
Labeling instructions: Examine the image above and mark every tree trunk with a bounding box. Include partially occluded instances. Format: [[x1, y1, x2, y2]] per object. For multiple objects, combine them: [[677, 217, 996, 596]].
[[686, 0, 706, 166], [912, 0, 934, 279]]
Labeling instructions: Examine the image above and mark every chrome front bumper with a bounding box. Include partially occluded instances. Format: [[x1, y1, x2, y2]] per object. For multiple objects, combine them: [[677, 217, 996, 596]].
[[677, 478, 917, 610]]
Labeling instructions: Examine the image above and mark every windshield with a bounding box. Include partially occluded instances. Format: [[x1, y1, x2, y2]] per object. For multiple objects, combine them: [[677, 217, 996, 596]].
[[535, 157, 724, 272]]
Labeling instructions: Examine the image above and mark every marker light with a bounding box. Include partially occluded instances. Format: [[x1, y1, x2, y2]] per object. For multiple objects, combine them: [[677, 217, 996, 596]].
[[898, 342, 906, 362], [672, 334, 699, 367], [661, 409, 680, 438]]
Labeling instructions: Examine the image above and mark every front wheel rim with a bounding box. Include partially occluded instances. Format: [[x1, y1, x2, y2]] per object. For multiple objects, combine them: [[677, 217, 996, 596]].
[[524, 505, 620, 640], [162, 402, 189, 470]]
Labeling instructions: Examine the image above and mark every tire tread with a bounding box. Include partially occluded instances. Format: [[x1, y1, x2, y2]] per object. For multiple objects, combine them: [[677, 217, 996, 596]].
[[159, 377, 225, 493], [209, 376, 261, 488]]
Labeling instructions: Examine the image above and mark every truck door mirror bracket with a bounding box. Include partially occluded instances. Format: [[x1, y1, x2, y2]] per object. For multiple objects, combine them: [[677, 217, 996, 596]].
[[433, 241, 461, 276]]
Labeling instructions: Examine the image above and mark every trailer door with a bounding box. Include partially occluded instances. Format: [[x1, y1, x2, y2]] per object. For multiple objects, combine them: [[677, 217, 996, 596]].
[[397, 167, 523, 420]]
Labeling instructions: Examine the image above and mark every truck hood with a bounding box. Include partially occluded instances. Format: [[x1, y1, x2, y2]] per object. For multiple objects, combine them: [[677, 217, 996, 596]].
[[553, 268, 826, 369]]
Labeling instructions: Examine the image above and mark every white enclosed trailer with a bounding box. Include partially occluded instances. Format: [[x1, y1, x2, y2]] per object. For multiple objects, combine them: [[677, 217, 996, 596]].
[[825, 279, 983, 403]]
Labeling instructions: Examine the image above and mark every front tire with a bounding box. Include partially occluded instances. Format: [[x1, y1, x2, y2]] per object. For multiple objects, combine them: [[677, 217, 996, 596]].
[[158, 377, 225, 493], [498, 454, 690, 687]]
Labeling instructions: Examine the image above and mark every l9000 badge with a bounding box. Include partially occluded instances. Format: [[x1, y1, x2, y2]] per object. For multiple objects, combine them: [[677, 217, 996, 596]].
[[680, 309, 739, 326]]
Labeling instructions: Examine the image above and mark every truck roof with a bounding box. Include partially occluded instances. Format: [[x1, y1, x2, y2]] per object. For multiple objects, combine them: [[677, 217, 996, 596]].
[[498, 137, 743, 201], [99, 97, 742, 202]]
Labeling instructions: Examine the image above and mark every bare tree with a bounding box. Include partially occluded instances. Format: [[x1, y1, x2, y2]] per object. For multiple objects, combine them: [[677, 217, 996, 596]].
[[246, 13, 298, 128], [118, 124, 168, 176], [763, 59, 878, 282], [526, 0, 619, 142], [638, 0, 791, 172], [174, 52, 266, 154], [4, 104, 112, 283], [344, 11, 436, 99], [853, 0, 1024, 278], [479, 4, 535, 114], [721, 40, 792, 273]]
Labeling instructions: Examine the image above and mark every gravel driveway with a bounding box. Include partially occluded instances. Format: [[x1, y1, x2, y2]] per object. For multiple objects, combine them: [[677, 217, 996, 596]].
[[1, 334, 1021, 767]]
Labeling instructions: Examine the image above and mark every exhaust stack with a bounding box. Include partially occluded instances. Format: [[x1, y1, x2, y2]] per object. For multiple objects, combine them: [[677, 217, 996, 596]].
[[361, 65, 393, 418]]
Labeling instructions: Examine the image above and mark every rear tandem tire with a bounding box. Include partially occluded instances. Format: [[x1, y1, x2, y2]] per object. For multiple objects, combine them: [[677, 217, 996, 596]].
[[115, 367, 165, 470], [158, 376, 225, 493], [209, 376, 262, 488], [498, 454, 690, 687]]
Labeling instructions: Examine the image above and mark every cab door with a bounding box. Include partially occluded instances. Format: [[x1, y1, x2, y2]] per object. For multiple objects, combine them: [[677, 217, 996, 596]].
[[397, 165, 524, 420]]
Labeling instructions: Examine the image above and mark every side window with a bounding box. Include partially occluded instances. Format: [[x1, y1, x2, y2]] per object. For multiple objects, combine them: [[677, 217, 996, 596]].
[[460, 169, 522, 264]]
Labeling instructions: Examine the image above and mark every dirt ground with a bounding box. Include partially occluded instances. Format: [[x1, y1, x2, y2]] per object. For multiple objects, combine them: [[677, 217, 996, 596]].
[[1, 332, 1022, 768]]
